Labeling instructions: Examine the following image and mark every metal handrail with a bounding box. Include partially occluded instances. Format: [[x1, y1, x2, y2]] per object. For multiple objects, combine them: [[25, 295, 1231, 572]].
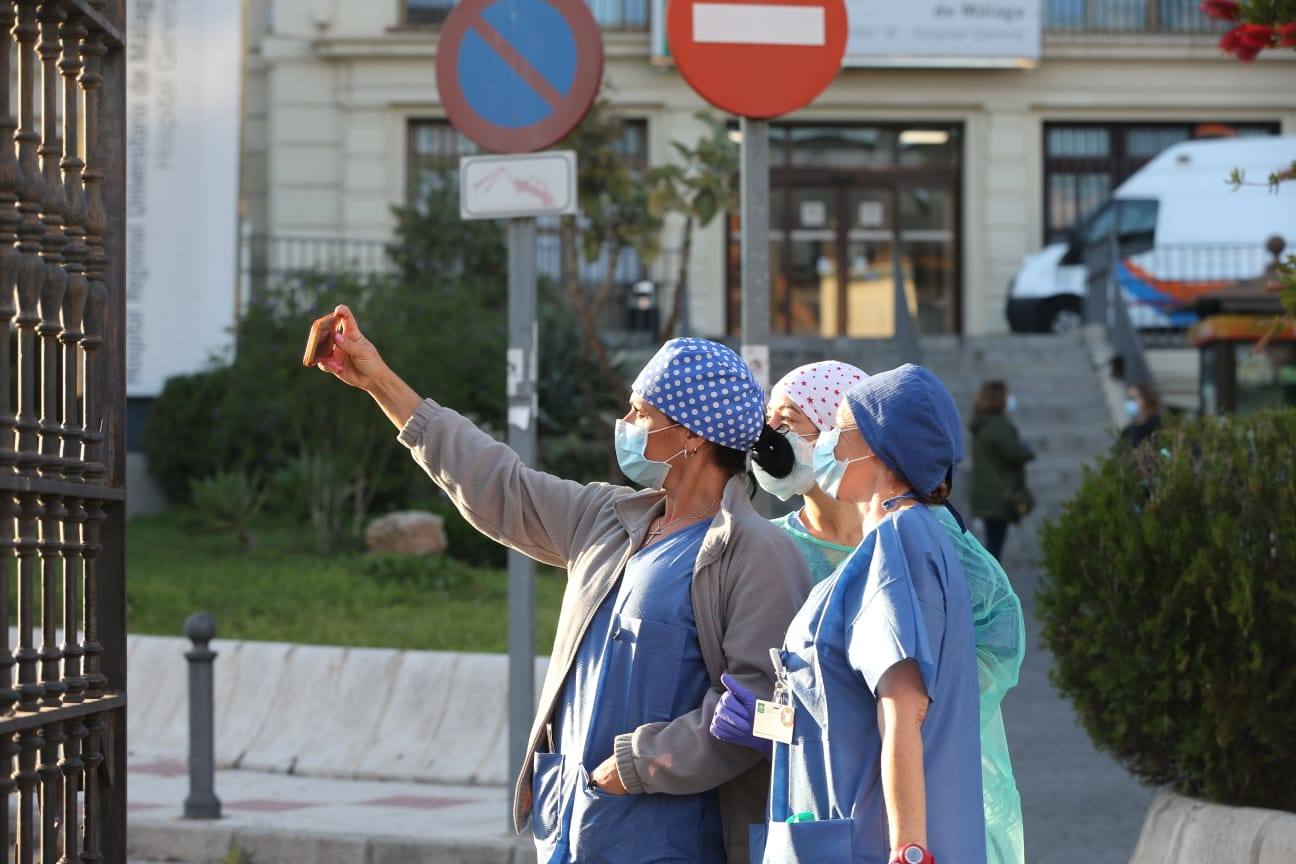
[[1083, 237, 1285, 388]]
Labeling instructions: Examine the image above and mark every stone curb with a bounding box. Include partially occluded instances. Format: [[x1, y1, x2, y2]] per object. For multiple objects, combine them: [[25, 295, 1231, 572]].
[[127, 818, 537, 864], [1129, 790, 1296, 864], [127, 634, 550, 787]]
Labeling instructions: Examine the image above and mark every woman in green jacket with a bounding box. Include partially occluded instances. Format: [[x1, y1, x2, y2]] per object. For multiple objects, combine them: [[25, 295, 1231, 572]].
[[969, 380, 1034, 563]]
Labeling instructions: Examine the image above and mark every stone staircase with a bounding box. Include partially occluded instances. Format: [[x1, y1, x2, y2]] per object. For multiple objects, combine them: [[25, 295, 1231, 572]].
[[771, 332, 1116, 575]]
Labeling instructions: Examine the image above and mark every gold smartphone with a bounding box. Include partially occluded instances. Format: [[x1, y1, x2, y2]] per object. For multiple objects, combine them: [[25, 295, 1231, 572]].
[[302, 312, 340, 367]]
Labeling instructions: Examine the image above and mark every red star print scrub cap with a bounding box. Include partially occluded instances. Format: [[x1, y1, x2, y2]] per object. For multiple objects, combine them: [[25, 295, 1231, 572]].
[[770, 361, 868, 433], [632, 338, 766, 450]]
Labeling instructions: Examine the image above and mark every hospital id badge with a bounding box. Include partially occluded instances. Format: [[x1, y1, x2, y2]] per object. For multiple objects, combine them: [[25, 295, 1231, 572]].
[[752, 699, 794, 744]]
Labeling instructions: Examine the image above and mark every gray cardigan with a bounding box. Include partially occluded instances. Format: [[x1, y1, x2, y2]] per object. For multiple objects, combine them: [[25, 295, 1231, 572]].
[[398, 398, 811, 863]]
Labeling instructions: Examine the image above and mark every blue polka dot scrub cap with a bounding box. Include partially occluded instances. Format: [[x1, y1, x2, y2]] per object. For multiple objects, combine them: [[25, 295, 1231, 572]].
[[631, 338, 766, 451]]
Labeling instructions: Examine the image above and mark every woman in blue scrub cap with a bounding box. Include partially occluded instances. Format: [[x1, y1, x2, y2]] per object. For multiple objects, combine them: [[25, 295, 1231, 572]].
[[713, 364, 986, 864], [746, 362, 1025, 864]]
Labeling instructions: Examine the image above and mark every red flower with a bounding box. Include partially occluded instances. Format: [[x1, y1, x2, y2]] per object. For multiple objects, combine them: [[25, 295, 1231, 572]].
[[1201, 0, 1239, 22], [1234, 23, 1275, 49], [1279, 21, 1296, 47], [1220, 23, 1274, 60]]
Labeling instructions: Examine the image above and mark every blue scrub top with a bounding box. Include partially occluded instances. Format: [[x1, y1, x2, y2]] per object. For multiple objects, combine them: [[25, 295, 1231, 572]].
[[533, 521, 724, 864], [758, 505, 986, 864]]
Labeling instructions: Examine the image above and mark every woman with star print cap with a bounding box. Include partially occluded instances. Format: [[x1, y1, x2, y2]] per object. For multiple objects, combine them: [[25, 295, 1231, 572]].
[[752, 361, 871, 583], [316, 314, 811, 864]]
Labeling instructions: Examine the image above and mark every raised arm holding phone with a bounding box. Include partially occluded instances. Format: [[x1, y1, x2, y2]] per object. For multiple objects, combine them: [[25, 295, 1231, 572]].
[[312, 304, 812, 864]]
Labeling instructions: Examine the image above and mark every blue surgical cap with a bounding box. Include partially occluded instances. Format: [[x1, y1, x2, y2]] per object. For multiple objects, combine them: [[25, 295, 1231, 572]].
[[632, 338, 765, 450], [844, 364, 964, 497]]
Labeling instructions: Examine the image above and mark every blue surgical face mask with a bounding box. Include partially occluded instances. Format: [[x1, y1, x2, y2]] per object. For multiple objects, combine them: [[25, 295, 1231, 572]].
[[1006, 394, 1018, 414], [753, 429, 817, 502], [1124, 398, 1140, 419], [812, 427, 874, 501], [615, 419, 684, 489]]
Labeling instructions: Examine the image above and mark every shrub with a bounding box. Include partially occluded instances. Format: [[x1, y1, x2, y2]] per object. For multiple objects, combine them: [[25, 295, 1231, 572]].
[[361, 552, 468, 592], [267, 451, 348, 553], [189, 470, 267, 552], [144, 367, 244, 503], [1037, 409, 1296, 810]]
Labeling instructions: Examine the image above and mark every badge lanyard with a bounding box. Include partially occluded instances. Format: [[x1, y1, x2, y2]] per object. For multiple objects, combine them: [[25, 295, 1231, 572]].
[[758, 647, 793, 823]]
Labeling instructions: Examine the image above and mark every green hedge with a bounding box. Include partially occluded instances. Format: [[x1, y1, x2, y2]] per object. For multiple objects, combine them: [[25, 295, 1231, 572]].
[[1038, 410, 1296, 811]]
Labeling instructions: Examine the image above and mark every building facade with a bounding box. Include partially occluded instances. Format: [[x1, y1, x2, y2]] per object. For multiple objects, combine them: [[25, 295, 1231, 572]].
[[241, 0, 1296, 338]]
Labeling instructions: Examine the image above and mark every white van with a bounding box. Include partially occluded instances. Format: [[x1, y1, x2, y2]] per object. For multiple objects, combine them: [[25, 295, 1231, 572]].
[[1006, 136, 1296, 333]]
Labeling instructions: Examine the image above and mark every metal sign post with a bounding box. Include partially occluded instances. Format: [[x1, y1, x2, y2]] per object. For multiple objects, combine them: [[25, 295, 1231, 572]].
[[458, 151, 579, 828], [505, 218, 538, 818], [740, 117, 771, 394], [668, 0, 846, 396], [437, 0, 602, 831]]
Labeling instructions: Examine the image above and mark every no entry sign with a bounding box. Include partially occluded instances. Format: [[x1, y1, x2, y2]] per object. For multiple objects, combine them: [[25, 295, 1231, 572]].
[[668, 0, 847, 119], [436, 0, 604, 153]]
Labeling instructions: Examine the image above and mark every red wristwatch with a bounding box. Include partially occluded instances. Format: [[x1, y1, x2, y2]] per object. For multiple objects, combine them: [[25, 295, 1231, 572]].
[[890, 845, 935, 864]]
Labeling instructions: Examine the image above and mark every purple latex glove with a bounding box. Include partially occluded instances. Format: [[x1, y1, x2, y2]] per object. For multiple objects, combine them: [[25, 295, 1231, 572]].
[[709, 672, 772, 757]]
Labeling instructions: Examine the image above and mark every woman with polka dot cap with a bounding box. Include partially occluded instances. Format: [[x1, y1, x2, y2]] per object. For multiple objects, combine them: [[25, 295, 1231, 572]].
[[317, 315, 811, 864]]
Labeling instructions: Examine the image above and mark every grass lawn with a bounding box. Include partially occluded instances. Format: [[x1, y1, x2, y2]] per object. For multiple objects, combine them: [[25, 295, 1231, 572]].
[[127, 512, 566, 653]]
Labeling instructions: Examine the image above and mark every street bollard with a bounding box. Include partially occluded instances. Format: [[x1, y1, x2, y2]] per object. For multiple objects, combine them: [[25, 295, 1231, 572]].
[[183, 612, 222, 819]]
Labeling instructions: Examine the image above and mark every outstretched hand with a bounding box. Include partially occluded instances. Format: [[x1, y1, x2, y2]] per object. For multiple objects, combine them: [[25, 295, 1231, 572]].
[[317, 304, 388, 392]]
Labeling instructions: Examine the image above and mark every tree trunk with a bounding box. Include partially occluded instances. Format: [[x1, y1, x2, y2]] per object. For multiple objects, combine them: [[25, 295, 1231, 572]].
[[659, 215, 693, 341], [561, 215, 627, 400]]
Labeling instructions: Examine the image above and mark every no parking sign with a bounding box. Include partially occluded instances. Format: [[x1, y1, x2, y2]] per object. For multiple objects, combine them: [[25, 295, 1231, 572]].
[[435, 0, 604, 153]]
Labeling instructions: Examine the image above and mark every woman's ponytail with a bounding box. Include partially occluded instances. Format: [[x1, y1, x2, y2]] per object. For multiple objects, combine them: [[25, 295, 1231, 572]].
[[749, 424, 796, 479]]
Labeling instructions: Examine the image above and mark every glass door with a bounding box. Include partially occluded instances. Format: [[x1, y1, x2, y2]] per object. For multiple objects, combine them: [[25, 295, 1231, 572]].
[[900, 185, 958, 334], [843, 187, 919, 338], [730, 122, 963, 336], [785, 186, 839, 336]]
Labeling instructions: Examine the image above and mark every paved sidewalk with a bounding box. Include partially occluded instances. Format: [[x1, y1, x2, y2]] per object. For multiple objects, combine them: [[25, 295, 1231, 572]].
[[1004, 567, 1154, 864], [128, 760, 533, 863]]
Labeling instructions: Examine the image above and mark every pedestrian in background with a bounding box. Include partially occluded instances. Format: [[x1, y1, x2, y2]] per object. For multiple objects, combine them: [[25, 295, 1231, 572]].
[[970, 381, 1034, 563], [1120, 382, 1162, 448]]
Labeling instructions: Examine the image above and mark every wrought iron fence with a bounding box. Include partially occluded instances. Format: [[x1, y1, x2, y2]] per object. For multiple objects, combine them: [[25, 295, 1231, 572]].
[[1045, 0, 1228, 33], [402, 0, 649, 29], [242, 230, 684, 335], [586, 0, 649, 30], [0, 1, 128, 862]]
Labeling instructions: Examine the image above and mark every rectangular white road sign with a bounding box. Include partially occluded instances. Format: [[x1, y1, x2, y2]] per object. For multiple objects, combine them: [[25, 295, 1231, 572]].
[[460, 151, 579, 221], [693, 4, 826, 45]]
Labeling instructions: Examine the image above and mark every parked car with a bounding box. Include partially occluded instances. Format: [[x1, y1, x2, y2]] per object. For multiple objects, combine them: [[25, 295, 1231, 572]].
[[1007, 136, 1296, 333]]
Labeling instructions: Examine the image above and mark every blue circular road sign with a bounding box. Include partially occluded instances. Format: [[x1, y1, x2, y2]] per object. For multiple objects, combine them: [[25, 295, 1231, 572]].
[[436, 0, 604, 154]]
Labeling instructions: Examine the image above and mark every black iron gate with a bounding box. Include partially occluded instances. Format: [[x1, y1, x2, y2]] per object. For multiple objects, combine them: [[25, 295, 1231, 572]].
[[0, 1, 127, 861]]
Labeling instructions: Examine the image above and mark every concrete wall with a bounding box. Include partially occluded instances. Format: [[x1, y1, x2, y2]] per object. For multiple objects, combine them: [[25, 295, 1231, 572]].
[[128, 634, 549, 786], [1129, 791, 1296, 864], [241, 2, 1296, 337]]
